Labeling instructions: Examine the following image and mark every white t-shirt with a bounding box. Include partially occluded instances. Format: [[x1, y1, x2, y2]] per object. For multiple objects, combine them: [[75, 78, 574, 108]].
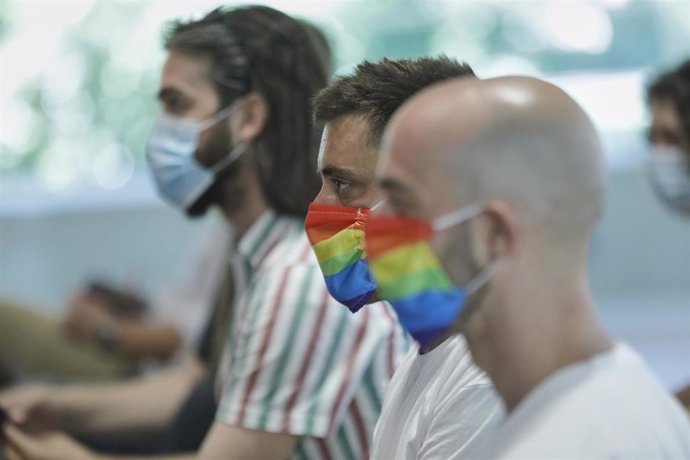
[[490, 343, 690, 459], [371, 335, 504, 460]]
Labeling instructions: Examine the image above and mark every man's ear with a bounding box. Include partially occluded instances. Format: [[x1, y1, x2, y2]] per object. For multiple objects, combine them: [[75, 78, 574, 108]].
[[230, 91, 269, 143], [478, 199, 519, 261]]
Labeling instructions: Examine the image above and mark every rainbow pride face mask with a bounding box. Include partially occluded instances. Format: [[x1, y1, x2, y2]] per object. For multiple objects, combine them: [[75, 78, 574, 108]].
[[365, 204, 497, 348], [305, 203, 377, 312]]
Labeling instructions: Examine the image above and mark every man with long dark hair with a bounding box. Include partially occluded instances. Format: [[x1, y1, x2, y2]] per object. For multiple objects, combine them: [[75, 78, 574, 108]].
[[0, 6, 405, 460]]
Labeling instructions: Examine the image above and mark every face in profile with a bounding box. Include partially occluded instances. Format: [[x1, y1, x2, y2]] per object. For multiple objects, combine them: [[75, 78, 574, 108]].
[[647, 98, 690, 216], [151, 50, 249, 216], [158, 50, 234, 168], [306, 115, 383, 313], [314, 115, 382, 209]]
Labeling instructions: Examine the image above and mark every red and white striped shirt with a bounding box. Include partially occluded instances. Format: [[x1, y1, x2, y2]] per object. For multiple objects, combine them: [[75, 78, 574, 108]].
[[216, 211, 409, 459]]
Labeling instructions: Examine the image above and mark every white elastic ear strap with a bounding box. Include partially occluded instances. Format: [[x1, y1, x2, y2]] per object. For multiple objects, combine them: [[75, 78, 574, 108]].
[[465, 259, 500, 296], [432, 203, 484, 231], [198, 100, 240, 132], [210, 142, 246, 175], [370, 199, 387, 212]]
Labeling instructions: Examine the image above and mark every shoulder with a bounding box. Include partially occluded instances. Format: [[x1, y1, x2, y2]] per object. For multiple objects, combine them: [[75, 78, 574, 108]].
[[494, 344, 690, 458]]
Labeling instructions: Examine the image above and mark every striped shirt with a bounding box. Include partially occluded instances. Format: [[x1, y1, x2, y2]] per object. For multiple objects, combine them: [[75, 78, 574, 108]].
[[216, 211, 409, 459]]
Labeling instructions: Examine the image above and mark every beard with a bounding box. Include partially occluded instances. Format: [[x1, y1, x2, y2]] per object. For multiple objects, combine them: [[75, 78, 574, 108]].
[[186, 122, 247, 218]]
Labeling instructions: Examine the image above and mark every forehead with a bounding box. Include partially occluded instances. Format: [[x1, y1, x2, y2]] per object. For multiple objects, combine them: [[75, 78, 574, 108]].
[[318, 114, 378, 171], [160, 50, 217, 99], [377, 116, 459, 214], [379, 115, 431, 182]]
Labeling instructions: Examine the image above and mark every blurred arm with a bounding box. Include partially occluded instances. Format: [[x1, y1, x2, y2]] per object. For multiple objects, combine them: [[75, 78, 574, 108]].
[[1, 359, 206, 438], [112, 320, 182, 362], [63, 291, 183, 362], [57, 359, 204, 437]]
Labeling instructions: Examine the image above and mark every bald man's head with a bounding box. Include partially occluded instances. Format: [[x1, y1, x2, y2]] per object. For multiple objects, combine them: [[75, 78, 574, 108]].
[[379, 76, 606, 244]]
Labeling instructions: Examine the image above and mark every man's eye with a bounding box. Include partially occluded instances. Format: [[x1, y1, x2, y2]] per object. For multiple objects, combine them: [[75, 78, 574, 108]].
[[333, 178, 351, 193], [164, 97, 188, 115]]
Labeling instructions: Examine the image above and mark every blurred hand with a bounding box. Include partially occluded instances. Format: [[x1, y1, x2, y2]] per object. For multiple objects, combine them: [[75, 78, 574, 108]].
[[62, 292, 114, 342], [0, 385, 56, 433], [2, 425, 97, 460]]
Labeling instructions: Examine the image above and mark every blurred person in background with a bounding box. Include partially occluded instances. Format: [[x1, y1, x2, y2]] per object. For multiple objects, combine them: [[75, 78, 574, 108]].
[[0, 218, 229, 387], [368, 76, 690, 458], [1, 5, 405, 460], [646, 58, 690, 218], [307, 56, 502, 460], [646, 58, 690, 409]]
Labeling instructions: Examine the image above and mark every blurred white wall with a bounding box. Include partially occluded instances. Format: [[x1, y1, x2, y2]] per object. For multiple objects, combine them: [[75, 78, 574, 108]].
[[0, 183, 211, 313], [591, 168, 690, 392], [591, 167, 689, 301], [0, 165, 688, 389]]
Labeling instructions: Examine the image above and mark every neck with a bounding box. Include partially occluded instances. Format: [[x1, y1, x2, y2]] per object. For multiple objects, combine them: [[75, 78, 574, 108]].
[[219, 164, 269, 239], [221, 200, 268, 239], [466, 268, 613, 413]]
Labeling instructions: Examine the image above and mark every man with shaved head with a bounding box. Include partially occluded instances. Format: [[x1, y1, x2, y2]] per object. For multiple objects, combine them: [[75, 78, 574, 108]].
[[368, 76, 690, 458]]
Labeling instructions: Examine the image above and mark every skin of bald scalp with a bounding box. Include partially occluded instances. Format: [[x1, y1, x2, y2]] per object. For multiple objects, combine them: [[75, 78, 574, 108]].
[[377, 76, 612, 412]]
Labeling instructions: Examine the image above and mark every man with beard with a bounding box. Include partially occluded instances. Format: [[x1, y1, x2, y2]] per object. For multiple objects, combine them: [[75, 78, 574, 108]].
[[0, 6, 405, 460]]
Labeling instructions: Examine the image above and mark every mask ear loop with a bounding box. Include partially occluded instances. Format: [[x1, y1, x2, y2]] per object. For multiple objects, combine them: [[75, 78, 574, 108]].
[[465, 259, 500, 296], [369, 199, 387, 212], [198, 101, 240, 132], [431, 202, 499, 295], [432, 203, 484, 231], [210, 142, 247, 176], [202, 97, 249, 176], [356, 198, 387, 218]]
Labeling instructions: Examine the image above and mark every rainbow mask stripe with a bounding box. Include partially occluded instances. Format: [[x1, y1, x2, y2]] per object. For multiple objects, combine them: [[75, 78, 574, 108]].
[[305, 203, 377, 312], [366, 216, 466, 348]]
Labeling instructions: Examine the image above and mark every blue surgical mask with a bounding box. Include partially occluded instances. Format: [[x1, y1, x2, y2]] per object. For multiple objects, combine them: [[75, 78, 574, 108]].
[[647, 145, 690, 217], [146, 104, 245, 211]]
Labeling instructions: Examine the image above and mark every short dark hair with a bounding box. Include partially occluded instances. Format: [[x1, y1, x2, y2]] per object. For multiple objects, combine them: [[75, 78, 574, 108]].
[[164, 6, 331, 217], [647, 59, 690, 143], [313, 56, 476, 146]]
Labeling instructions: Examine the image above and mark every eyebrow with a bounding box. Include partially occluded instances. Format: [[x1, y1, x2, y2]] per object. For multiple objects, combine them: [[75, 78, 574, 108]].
[[379, 177, 413, 203], [320, 165, 363, 182], [157, 87, 185, 102], [378, 177, 406, 193]]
